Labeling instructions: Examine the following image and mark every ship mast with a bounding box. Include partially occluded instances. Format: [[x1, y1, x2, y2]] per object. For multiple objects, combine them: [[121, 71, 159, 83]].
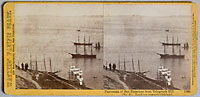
[[166, 35, 168, 43], [75, 45, 78, 54], [36, 56, 38, 71], [44, 55, 46, 71], [30, 53, 32, 70], [132, 55, 134, 72], [84, 34, 86, 55], [164, 45, 166, 54], [89, 36, 90, 43], [90, 45, 93, 55], [179, 45, 181, 55], [124, 55, 126, 71], [138, 59, 141, 73], [118, 54, 120, 70], [50, 58, 52, 72], [78, 34, 80, 43], [177, 37, 182, 55], [172, 36, 175, 55]]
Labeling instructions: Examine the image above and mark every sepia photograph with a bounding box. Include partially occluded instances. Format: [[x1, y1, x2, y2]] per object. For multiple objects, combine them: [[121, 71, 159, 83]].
[[14, 3, 192, 90], [15, 4, 104, 89], [103, 4, 192, 90]]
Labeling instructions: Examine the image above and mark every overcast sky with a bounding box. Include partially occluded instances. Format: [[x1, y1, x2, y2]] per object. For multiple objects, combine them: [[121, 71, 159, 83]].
[[15, 3, 192, 17]]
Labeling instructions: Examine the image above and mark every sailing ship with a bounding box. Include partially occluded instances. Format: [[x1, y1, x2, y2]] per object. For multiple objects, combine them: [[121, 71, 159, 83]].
[[157, 36, 185, 58], [68, 35, 96, 58], [73, 34, 92, 45], [161, 35, 181, 46]]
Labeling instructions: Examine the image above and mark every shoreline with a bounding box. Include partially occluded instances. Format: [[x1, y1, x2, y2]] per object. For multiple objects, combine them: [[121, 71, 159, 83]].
[[16, 66, 179, 90], [104, 68, 179, 90], [16, 68, 90, 89]]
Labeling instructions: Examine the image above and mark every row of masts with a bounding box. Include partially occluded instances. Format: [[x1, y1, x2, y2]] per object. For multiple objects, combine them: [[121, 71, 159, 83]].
[[75, 34, 93, 55], [29, 54, 53, 72], [106, 54, 146, 74], [163, 36, 182, 55], [74, 34, 92, 46], [162, 35, 181, 46]]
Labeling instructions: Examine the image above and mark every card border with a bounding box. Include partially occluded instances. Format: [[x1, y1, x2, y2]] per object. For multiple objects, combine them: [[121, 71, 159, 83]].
[[2, 1, 198, 96]]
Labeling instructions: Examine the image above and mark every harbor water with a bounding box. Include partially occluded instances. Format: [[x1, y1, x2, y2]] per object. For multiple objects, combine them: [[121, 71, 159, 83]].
[[15, 15, 191, 90], [15, 16, 104, 89], [104, 16, 192, 90]]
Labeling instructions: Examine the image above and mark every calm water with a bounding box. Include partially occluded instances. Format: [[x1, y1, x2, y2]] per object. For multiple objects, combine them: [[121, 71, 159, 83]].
[[15, 15, 191, 90], [15, 16, 104, 89], [104, 16, 192, 90]]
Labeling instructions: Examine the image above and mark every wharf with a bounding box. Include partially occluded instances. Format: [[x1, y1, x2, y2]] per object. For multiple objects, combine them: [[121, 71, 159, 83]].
[[104, 68, 179, 90], [16, 67, 90, 89]]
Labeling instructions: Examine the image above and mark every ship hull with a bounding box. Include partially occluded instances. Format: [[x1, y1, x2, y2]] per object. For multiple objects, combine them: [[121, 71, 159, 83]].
[[69, 53, 96, 58], [74, 42, 92, 45], [162, 43, 181, 46], [157, 53, 184, 58]]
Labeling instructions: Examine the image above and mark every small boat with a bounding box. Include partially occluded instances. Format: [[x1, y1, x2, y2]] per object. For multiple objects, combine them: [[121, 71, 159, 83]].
[[181, 76, 186, 79], [94, 42, 101, 49], [183, 42, 189, 49]]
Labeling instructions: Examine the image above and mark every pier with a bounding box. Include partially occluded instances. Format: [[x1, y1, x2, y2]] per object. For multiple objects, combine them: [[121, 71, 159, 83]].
[[104, 67, 179, 90], [16, 55, 90, 89], [104, 54, 179, 90]]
